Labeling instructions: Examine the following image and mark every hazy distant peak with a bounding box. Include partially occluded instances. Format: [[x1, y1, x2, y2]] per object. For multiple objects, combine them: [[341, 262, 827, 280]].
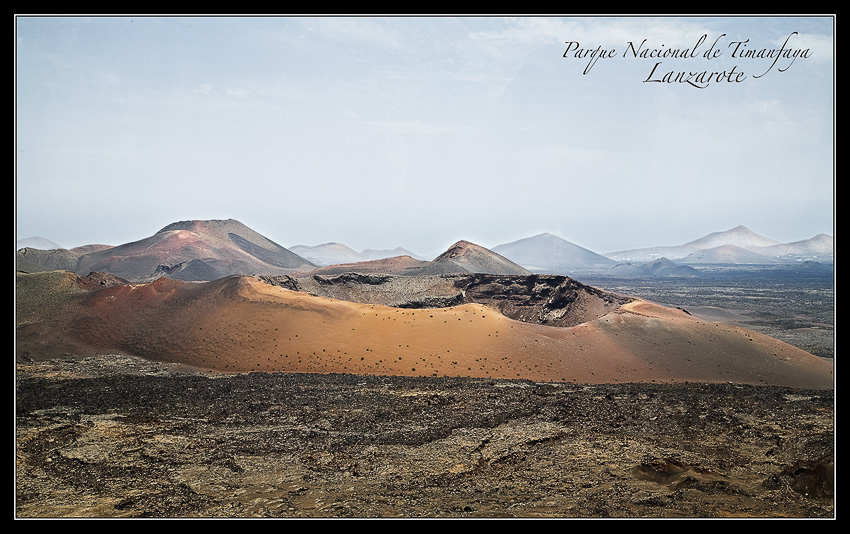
[[686, 225, 780, 249], [608, 256, 702, 278], [679, 244, 782, 264], [289, 242, 363, 266], [798, 234, 833, 244], [490, 232, 616, 273], [747, 233, 834, 257], [291, 242, 355, 251], [360, 247, 426, 262], [527, 232, 575, 244], [16, 236, 63, 251], [721, 225, 756, 233]]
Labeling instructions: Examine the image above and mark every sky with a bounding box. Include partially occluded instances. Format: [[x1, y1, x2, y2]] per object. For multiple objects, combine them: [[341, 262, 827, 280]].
[[15, 15, 835, 256]]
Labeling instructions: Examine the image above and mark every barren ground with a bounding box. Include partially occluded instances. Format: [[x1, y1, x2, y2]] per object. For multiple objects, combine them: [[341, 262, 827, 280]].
[[15, 354, 834, 519], [579, 270, 834, 359]]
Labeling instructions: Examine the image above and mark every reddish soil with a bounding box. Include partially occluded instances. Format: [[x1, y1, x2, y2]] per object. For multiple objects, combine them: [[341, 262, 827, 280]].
[[16, 272, 833, 389]]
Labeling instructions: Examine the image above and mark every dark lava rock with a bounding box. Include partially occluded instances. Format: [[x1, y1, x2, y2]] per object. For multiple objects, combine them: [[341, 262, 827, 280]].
[[16, 355, 834, 518]]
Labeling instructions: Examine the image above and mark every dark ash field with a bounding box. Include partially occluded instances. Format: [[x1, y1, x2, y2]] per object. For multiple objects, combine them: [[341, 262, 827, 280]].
[[16, 353, 833, 518]]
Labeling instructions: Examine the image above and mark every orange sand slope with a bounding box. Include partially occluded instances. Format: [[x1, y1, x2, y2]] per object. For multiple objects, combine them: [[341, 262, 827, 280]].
[[15, 272, 834, 389]]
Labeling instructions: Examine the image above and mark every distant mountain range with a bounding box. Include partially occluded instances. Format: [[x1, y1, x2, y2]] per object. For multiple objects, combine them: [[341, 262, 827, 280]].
[[301, 240, 530, 278], [678, 244, 788, 265], [16, 236, 63, 251], [746, 233, 834, 259], [17, 221, 833, 282], [606, 258, 702, 278], [17, 219, 317, 282], [488, 226, 832, 276], [289, 243, 428, 266], [605, 225, 832, 264], [16, 220, 529, 282]]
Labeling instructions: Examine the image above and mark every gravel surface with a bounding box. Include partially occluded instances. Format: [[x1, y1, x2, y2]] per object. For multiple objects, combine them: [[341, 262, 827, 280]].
[[15, 354, 834, 518]]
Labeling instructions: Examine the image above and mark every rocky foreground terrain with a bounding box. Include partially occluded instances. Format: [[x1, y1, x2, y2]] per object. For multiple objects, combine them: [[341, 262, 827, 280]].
[[15, 354, 834, 518]]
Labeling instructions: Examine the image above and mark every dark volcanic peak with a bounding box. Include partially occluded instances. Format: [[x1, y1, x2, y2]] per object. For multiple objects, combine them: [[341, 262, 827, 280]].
[[433, 240, 477, 262], [433, 240, 531, 276], [157, 218, 241, 233], [16, 244, 117, 275], [20, 219, 316, 283], [16, 247, 82, 273], [156, 219, 291, 254]]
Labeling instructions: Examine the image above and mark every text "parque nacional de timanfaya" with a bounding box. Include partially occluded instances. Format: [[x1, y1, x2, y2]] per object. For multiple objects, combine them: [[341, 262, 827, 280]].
[[562, 33, 812, 88]]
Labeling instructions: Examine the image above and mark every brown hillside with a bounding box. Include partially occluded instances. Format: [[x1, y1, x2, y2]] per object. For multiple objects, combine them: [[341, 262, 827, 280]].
[[433, 240, 531, 275], [16, 271, 833, 389], [300, 255, 436, 277], [64, 219, 316, 281], [302, 240, 532, 277]]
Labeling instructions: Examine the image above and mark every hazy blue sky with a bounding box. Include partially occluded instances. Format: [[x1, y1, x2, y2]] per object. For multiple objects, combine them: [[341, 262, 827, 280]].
[[15, 16, 834, 255]]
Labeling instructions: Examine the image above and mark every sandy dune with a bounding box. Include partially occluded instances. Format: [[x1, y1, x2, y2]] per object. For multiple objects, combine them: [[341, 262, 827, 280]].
[[15, 272, 833, 389]]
